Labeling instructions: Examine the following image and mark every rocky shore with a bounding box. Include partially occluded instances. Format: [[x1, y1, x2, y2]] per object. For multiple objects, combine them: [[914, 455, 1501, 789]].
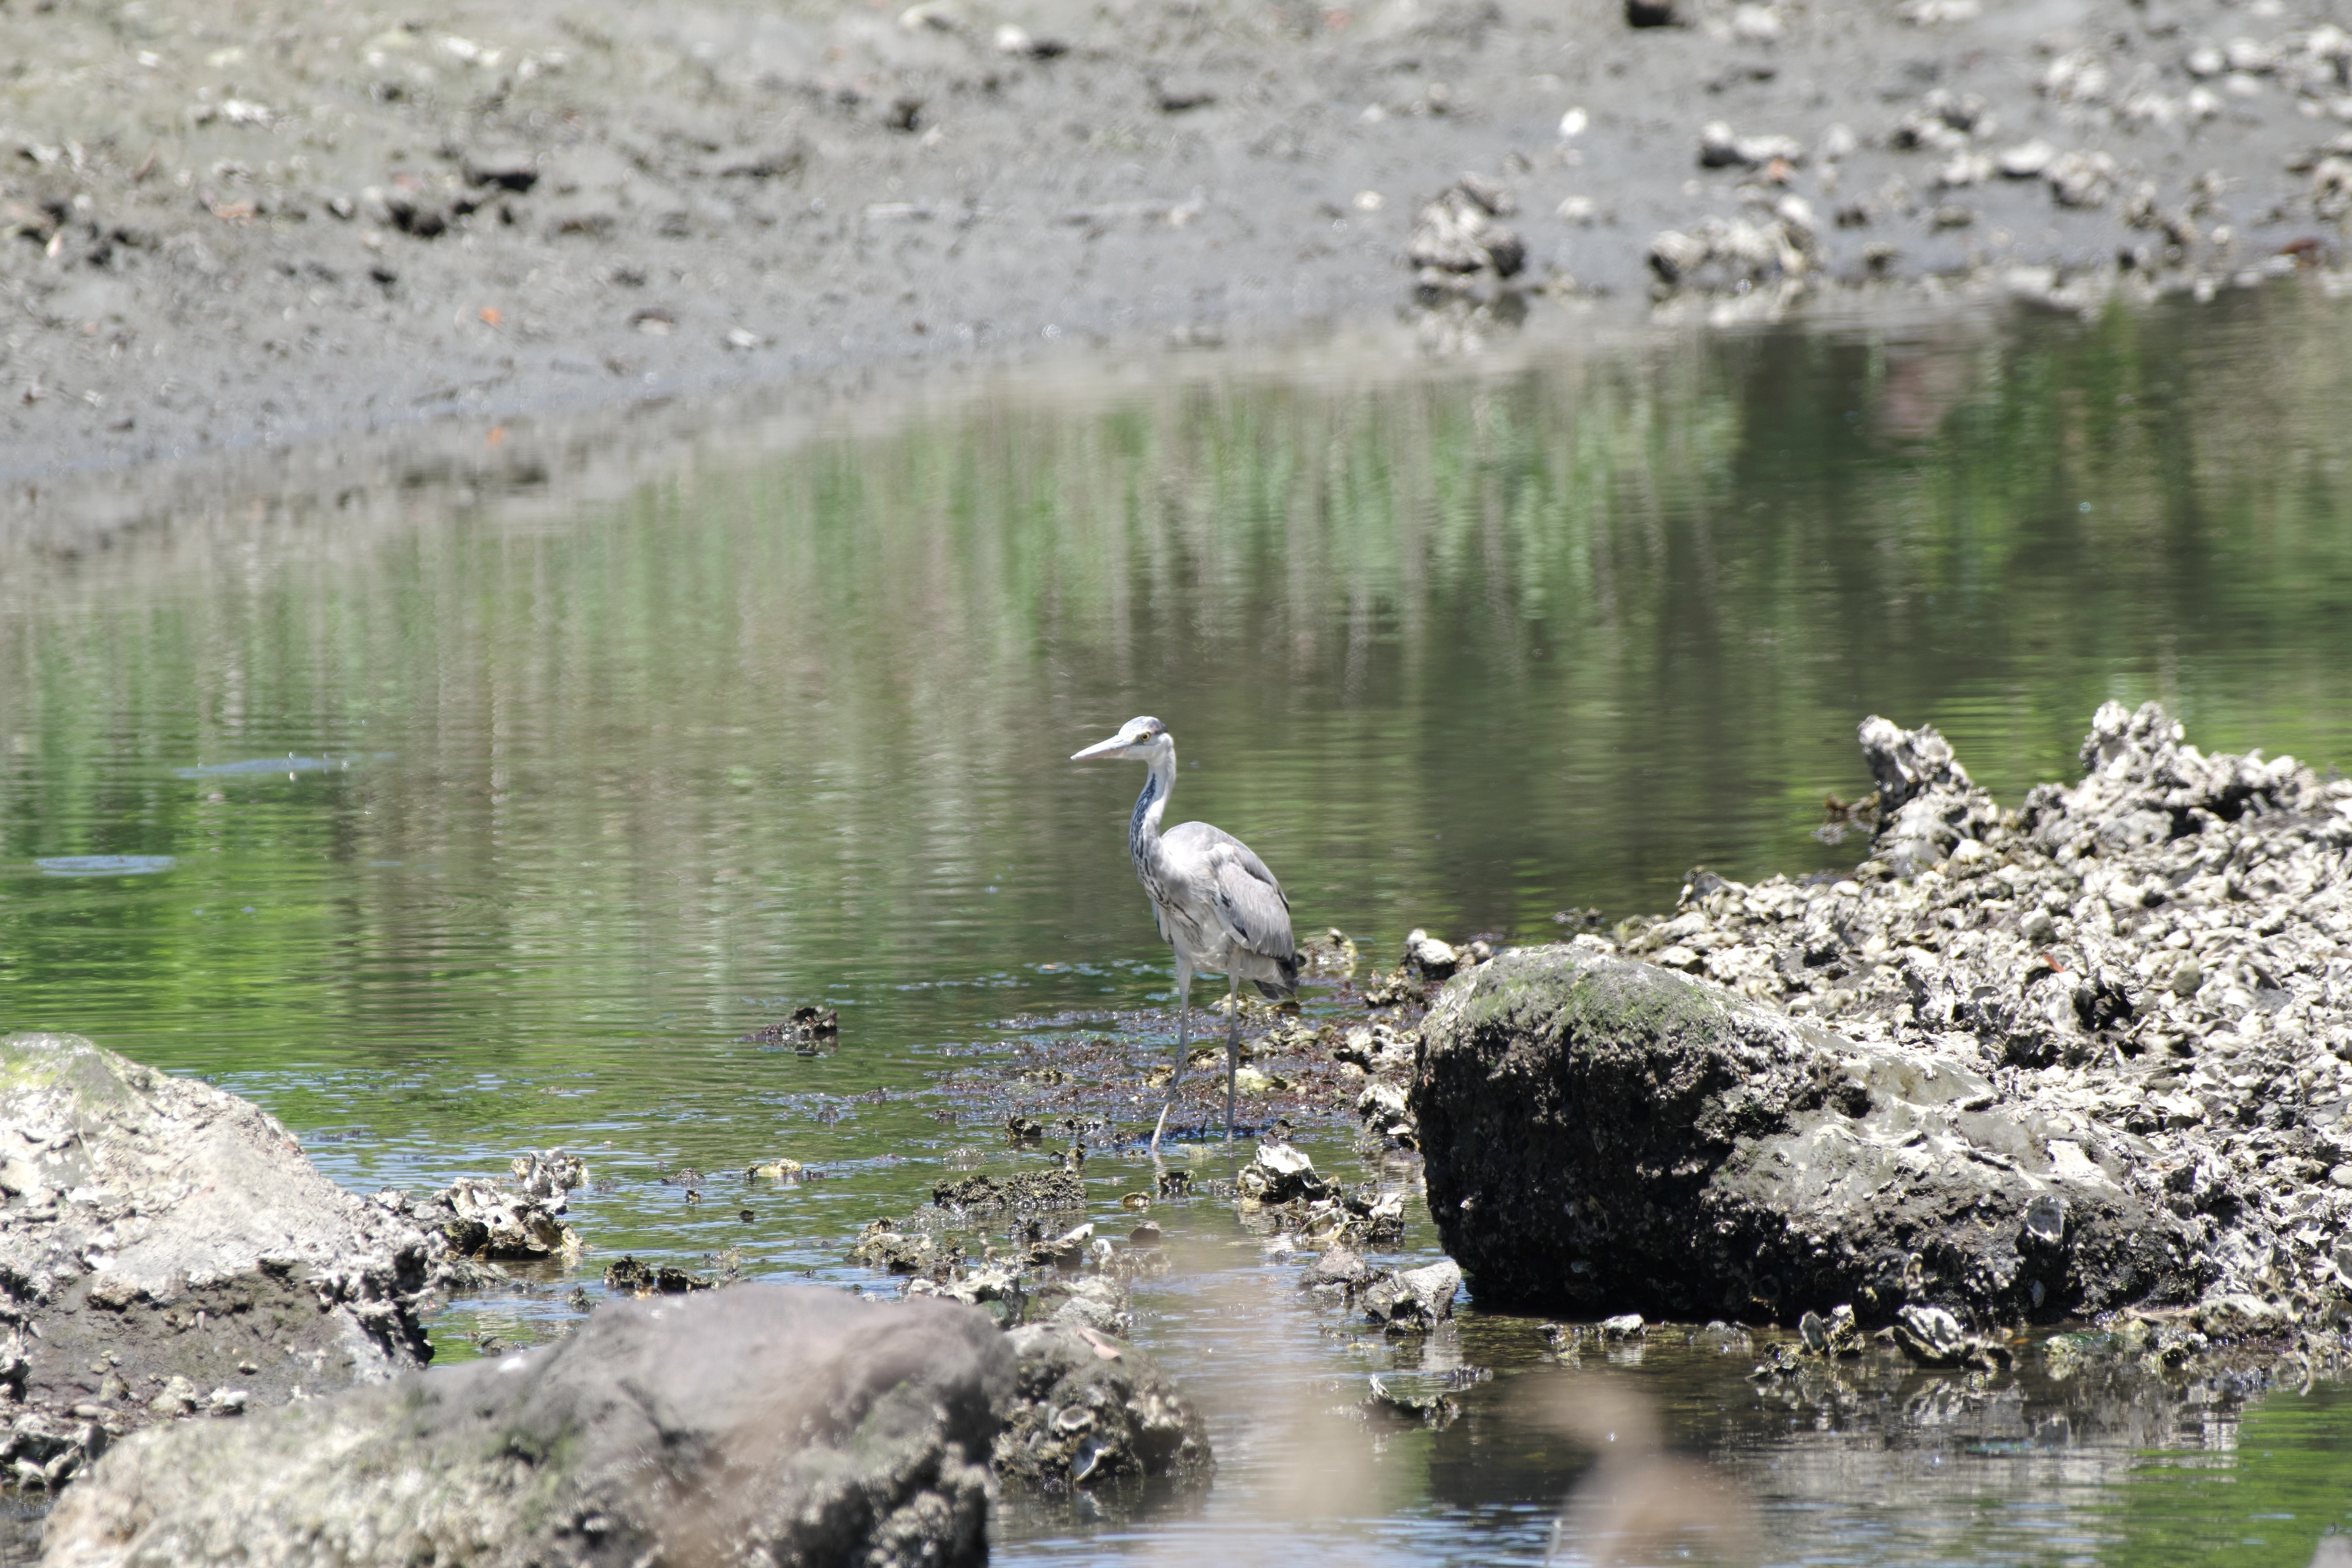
[[4, 0, 2347, 508], [5, 1032, 1214, 1561], [1408, 702, 2352, 1358], [0, 1034, 442, 1494], [16, 697, 2352, 1554], [902, 697, 2352, 1394]]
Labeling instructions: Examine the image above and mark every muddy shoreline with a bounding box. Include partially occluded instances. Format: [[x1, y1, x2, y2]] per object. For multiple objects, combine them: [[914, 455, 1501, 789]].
[[4, 0, 2347, 517]]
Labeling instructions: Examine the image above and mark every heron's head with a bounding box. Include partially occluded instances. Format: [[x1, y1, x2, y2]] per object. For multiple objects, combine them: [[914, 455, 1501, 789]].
[[1070, 715, 1170, 762]]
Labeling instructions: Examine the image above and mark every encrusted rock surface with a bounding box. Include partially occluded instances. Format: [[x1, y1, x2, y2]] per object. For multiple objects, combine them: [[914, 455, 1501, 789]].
[[1225, 1141, 1407, 1252], [1415, 704, 2352, 1331], [0, 1033, 439, 1494], [851, 1167, 1094, 1282], [989, 1323, 1212, 1495], [43, 1285, 1005, 1568], [409, 1148, 585, 1263], [842, 1179, 1216, 1497], [930, 1169, 1089, 1217], [1408, 174, 1528, 294], [1628, 702, 2352, 1085], [1413, 944, 2194, 1323], [1361, 1259, 1464, 1332], [1239, 1140, 1331, 1205]]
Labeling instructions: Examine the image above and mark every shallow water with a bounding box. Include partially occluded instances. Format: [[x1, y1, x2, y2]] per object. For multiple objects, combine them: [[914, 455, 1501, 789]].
[[5, 286, 2352, 1563]]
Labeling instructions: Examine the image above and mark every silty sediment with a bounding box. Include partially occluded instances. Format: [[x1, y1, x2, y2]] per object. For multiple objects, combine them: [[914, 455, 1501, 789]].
[[3, 0, 2347, 495]]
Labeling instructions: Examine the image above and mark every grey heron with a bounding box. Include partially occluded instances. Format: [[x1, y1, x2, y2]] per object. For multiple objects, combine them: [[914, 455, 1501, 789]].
[[1071, 715, 1299, 1154]]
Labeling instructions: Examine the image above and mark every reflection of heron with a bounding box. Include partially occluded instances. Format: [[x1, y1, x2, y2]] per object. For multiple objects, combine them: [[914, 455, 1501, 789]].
[[1071, 716, 1299, 1154]]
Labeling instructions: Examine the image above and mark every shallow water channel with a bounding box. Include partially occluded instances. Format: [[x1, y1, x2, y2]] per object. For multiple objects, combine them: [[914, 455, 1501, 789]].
[[7, 288, 2352, 1563]]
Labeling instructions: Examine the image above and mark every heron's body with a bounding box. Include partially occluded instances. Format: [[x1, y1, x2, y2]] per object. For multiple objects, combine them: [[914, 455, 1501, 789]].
[[1073, 716, 1298, 1152]]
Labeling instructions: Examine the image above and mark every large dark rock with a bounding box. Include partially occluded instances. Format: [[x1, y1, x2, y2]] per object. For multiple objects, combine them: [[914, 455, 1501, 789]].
[[44, 1285, 1010, 1568], [1410, 948, 2200, 1324], [1, 1034, 439, 1492]]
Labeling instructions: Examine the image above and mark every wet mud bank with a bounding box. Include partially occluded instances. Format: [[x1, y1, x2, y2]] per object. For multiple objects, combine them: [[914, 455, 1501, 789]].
[[1408, 702, 2352, 1370], [4, 0, 2349, 511]]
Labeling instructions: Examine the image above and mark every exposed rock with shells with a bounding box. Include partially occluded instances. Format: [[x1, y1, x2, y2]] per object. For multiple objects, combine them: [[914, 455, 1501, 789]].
[[1407, 174, 1528, 290], [988, 1321, 1212, 1495], [1412, 941, 2199, 1323], [409, 1149, 586, 1264], [1412, 705, 2352, 1334], [0, 1034, 442, 1497]]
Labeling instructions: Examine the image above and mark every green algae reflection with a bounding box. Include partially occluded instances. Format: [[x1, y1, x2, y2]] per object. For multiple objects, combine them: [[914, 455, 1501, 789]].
[[3, 289, 2352, 1088]]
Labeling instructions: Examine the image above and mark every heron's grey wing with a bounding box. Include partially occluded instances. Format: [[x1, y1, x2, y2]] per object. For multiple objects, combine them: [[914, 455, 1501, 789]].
[[1165, 822, 1294, 960]]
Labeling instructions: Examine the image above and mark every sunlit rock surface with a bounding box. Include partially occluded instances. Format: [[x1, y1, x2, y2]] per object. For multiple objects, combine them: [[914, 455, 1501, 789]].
[[0, 1033, 438, 1493]]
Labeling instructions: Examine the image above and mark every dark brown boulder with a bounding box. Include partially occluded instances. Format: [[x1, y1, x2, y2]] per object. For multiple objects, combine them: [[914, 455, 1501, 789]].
[[1410, 948, 2198, 1325]]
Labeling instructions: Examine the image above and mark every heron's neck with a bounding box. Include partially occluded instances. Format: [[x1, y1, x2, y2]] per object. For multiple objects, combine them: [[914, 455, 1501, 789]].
[[1129, 746, 1175, 861]]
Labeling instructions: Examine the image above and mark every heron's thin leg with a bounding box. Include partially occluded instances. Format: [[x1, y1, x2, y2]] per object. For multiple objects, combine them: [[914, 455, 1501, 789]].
[[1225, 971, 1241, 1144], [1151, 962, 1193, 1159]]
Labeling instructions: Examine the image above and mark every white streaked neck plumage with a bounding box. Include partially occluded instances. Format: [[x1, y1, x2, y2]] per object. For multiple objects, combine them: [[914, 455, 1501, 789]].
[[1127, 738, 1177, 867]]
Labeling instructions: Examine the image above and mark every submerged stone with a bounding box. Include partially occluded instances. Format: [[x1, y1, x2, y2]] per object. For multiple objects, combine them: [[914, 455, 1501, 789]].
[[737, 1004, 841, 1048], [1361, 1374, 1461, 1427]]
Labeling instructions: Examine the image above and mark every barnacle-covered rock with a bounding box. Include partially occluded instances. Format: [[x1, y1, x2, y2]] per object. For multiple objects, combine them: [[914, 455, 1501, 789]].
[[0, 1034, 441, 1494], [989, 1322, 1211, 1494], [46, 1287, 1005, 1568], [1419, 704, 2352, 1333]]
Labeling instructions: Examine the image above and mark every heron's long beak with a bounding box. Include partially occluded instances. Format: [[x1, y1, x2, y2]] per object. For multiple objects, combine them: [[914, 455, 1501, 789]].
[[1071, 734, 1130, 761]]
